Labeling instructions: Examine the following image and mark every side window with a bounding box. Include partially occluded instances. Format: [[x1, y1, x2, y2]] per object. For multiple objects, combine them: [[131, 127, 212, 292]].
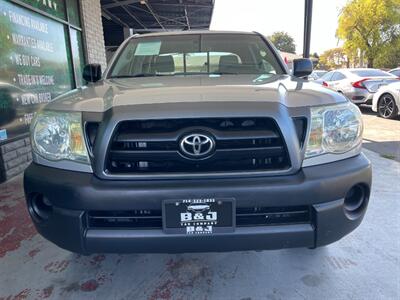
[[391, 70, 400, 77], [321, 71, 334, 81], [332, 72, 346, 81], [331, 72, 339, 81], [185, 53, 208, 73], [169, 53, 184, 73]]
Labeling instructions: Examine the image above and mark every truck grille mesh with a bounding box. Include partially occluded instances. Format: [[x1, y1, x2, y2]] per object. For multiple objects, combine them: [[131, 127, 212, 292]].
[[105, 118, 291, 174]]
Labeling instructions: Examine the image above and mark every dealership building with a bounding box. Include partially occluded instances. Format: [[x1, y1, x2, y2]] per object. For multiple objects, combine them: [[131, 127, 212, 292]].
[[0, 0, 214, 182]]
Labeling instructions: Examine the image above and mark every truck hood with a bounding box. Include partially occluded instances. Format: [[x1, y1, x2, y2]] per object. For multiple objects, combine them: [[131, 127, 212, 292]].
[[46, 74, 347, 112]]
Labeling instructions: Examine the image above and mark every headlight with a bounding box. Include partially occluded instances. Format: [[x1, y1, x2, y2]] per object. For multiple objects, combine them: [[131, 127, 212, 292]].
[[31, 110, 89, 163], [305, 102, 363, 158]]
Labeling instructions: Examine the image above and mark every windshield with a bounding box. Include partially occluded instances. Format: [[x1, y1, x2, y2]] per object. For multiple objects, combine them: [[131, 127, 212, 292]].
[[350, 69, 393, 77], [109, 34, 285, 78]]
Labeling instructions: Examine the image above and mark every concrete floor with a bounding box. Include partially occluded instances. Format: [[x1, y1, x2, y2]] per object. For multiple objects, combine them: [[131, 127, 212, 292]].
[[360, 106, 400, 162], [0, 148, 399, 300]]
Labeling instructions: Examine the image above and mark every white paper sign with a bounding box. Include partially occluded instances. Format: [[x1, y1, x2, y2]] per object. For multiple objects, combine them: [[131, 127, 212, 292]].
[[134, 41, 161, 56]]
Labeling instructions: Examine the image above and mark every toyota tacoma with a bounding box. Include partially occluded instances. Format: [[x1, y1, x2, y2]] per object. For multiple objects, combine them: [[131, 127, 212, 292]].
[[24, 31, 371, 253]]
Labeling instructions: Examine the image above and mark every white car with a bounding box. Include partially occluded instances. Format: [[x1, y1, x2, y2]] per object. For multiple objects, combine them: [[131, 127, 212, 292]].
[[372, 81, 400, 119], [308, 70, 327, 80], [316, 68, 398, 105], [389, 68, 400, 77]]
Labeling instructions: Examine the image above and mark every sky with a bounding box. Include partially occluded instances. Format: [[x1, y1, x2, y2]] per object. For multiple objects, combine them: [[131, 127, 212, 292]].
[[210, 0, 348, 55]]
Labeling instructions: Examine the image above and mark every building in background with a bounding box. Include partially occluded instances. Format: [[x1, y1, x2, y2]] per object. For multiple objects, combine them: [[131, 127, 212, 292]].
[[0, 0, 213, 182]]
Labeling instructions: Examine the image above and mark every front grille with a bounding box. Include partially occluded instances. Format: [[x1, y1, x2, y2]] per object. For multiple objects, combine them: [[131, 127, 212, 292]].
[[87, 206, 311, 229], [105, 118, 291, 174]]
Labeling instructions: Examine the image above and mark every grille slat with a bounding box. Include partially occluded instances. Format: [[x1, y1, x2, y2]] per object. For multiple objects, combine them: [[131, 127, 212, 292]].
[[105, 117, 291, 174], [216, 146, 284, 157], [116, 129, 279, 142], [109, 146, 284, 161], [109, 150, 178, 160], [116, 132, 179, 142]]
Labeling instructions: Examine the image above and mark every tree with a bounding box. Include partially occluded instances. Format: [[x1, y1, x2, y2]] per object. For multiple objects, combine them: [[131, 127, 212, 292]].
[[319, 48, 348, 70], [374, 37, 400, 68], [311, 52, 321, 68], [312, 52, 320, 60], [337, 0, 400, 68], [268, 31, 296, 54]]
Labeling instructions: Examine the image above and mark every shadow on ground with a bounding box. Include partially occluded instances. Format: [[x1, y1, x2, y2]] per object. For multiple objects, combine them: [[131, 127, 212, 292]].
[[363, 139, 400, 162]]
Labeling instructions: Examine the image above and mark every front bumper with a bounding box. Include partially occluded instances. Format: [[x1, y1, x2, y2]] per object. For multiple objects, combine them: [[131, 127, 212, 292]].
[[24, 154, 371, 254]]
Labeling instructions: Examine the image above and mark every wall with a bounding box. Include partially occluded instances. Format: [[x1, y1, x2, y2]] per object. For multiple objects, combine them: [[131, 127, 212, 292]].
[[81, 0, 107, 71], [0, 137, 32, 182]]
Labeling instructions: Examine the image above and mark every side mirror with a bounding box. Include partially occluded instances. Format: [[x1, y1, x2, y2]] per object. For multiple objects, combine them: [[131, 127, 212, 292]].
[[293, 58, 313, 78], [83, 64, 102, 82]]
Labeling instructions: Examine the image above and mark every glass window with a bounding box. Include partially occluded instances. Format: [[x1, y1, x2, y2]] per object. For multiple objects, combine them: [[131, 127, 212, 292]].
[[350, 69, 393, 77], [19, 0, 66, 20], [169, 53, 184, 73], [314, 71, 327, 78], [320, 71, 334, 81], [0, 0, 73, 140], [0, 0, 83, 142], [331, 72, 346, 81], [70, 29, 85, 87], [202, 34, 282, 75], [66, 0, 81, 27], [109, 34, 285, 78], [208, 52, 242, 73], [158, 52, 243, 74], [390, 69, 400, 77], [185, 52, 208, 73]]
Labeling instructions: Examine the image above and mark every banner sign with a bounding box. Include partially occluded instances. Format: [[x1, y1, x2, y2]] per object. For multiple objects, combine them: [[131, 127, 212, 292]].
[[0, 0, 73, 141]]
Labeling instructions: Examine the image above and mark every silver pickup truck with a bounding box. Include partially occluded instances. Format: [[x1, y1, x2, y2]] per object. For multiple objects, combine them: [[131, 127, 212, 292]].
[[24, 31, 371, 254]]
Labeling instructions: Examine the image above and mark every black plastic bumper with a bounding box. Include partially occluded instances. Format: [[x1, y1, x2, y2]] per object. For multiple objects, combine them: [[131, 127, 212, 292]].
[[24, 153, 372, 254]]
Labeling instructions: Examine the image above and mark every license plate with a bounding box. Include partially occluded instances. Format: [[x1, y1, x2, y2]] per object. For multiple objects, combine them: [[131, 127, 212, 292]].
[[163, 198, 235, 234]]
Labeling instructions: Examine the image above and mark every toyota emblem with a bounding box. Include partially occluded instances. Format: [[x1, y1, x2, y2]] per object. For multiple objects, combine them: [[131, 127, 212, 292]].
[[180, 133, 215, 158]]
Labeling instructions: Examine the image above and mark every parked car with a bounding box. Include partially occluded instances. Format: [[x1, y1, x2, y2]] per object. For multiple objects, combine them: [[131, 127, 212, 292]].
[[315, 68, 398, 105], [389, 67, 400, 77], [308, 70, 327, 80], [372, 81, 400, 119], [24, 31, 371, 254]]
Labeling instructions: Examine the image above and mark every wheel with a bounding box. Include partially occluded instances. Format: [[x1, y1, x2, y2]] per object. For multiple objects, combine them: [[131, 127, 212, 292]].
[[378, 94, 398, 119]]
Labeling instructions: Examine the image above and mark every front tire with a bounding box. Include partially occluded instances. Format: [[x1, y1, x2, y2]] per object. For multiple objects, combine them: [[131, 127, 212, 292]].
[[378, 94, 398, 119]]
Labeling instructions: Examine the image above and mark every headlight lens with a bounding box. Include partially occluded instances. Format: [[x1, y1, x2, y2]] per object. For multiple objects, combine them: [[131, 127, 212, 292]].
[[305, 102, 363, 158], [31, 111, 89, 163]]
